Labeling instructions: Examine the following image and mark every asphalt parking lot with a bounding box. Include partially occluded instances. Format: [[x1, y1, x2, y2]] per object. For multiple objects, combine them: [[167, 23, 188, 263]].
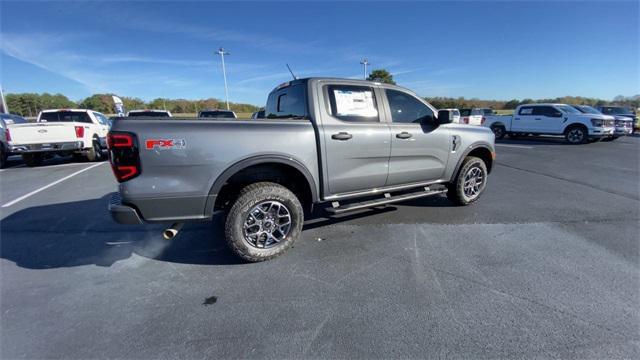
[[1, 135, 639, 359]]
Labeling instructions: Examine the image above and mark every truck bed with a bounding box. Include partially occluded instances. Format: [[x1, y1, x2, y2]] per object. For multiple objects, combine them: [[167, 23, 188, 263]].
[[111, 117, 320, 221]]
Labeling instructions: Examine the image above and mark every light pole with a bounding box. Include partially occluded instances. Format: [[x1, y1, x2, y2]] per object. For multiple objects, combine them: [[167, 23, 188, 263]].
[[216, 47, 230, 110], [360, 58, 369, 80]]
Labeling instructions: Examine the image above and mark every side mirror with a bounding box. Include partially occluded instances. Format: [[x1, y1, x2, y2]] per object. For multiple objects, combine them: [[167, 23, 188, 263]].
[[437, 110, 454, 125]]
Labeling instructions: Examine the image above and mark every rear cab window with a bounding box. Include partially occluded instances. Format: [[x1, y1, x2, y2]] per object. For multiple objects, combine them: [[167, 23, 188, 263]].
[[39, 111, 92, 123], [128, 111, 170, 117], [325, 84, 379, 122], [199, 111, 236, 118], [266, 83, 307, 119]]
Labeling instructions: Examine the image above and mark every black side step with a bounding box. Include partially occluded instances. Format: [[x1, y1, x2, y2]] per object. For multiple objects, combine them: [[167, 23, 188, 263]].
[[325, 187, 447, 214]]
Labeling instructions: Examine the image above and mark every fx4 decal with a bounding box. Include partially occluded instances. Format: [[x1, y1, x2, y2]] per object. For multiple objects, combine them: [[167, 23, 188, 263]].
[[145, 139, 186, 150]]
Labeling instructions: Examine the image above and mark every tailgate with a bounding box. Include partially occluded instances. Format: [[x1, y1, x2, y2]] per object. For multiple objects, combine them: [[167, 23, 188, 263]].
[[8, 123, 77, 145]]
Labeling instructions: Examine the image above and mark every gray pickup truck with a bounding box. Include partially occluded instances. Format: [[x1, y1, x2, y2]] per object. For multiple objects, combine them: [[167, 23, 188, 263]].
[[108, 78, 496, 261]]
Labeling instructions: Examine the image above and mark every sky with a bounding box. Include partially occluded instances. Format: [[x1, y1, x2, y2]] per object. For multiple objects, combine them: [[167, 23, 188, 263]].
[[1, 1, 638, 106]]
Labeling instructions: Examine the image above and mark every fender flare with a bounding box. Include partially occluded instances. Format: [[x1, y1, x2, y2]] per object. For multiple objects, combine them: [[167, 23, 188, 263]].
[[203, 154, 319, 216], [562, 123, 588, 134], [449, 141, 494, 182]]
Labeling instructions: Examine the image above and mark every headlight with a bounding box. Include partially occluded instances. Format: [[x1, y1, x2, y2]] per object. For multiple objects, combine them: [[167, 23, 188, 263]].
[[591, 118, 603, 127]]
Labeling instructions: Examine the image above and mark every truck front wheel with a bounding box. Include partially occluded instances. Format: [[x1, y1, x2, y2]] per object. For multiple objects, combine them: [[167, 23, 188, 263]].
[[447, 156, 488, 206], [225, 182, 304, 262], [565, 125, 588, 144]]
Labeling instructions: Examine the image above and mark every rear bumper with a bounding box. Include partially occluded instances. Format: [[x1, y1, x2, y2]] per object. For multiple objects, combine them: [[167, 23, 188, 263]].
[[109, 193, 143, 225], [9, 141, 84, 154]]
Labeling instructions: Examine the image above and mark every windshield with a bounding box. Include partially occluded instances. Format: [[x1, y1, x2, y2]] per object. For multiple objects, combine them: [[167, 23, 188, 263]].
[[39, 111, 92, 123], [200, 111, 235, 118], [601, 107, 633, 115], [575, 105, 601, 114], [556, 105, 581, 114], [128, 111, 170, 117], [459, 109, 471, 116]]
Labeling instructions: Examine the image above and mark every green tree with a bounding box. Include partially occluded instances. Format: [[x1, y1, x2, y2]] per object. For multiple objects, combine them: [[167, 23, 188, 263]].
[[367, 69, 395, 85], [79, 94, 114, 113]]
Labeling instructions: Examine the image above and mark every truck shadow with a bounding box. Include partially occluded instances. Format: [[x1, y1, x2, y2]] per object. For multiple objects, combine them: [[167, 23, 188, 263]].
[[1, 193, 436, 269], [0, 195, 242, 269], [497, 136, 619, 146]]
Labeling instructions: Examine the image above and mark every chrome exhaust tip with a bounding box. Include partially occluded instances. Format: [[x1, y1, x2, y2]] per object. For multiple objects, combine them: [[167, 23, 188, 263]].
[[163, 223, 184, 240]]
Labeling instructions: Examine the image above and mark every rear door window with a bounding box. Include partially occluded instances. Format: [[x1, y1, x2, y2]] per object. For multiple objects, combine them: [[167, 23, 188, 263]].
[[518, 107, 534, 115], [326, 85, 379, 122], [40, 111, 92, 123], [532, 106, 561, 117], [266, 84, 307, 119]]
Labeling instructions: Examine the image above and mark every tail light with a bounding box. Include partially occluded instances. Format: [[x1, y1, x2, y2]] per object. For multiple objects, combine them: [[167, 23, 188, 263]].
[[481, 116, 486, 125], [5, 128, 11, 142], [462, 117, 469, 124], [74, 126, 84, 138], [107, 131, 140, 182]]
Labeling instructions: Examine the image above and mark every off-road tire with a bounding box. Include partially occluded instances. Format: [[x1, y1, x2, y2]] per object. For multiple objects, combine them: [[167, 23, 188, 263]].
[[22, 153, 44, 167], [85, 140, 103, 162], [447, 156, 488, 206], [225, 182, 304, 262]]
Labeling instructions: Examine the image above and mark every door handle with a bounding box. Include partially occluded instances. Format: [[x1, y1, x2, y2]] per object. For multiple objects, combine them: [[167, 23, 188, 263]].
[[534, 118, 541, 120], [514, 118, 520, 120], [331, 132, 353, 141], [395, 132, 412, 139]]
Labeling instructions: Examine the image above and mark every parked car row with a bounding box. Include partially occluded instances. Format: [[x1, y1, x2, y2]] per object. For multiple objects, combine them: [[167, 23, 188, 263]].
[[441, 104, 636, 144], [483, 103, 632, 144]]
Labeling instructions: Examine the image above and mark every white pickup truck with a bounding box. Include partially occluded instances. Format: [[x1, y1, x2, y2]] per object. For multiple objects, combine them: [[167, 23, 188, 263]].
[[484, 103, 615, 144], [6, 109, 110, 166]]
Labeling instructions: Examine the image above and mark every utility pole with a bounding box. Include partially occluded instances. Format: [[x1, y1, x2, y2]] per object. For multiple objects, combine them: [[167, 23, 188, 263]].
[[216, 47, 230, 110], [360, 58, 370, 80]]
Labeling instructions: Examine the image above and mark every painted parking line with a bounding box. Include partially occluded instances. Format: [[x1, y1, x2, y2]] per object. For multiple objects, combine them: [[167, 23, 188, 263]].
[[495, 144, 534, 149], [0, 164, 26, 172], [1, 162, 106, 208]]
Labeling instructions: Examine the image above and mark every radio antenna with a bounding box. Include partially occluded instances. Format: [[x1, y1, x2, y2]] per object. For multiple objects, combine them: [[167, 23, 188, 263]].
[[286, 64, 297, 80]]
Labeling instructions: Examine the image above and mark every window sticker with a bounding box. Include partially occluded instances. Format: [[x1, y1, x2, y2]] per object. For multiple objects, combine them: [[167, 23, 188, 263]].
[[333, 89, 377, 117]]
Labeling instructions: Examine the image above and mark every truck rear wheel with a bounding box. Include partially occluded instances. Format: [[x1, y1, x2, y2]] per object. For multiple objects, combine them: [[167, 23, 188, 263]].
[[490, 125, 506, 140], [85, 140, 103, 162], [225, 182, 304, 262], [22, 153, 44, 167], [447, 156, 488, 206]]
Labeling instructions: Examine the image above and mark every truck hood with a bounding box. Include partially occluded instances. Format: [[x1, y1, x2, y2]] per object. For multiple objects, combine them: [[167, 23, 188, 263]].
[[581, 114, 613, 120]]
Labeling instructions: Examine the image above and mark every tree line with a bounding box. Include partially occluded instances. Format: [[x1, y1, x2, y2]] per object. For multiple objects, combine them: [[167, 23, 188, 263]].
[[5, 88, 639, 118], [5, 93, 260, 117], [425, 95, 640, 111], [367, 68, 639, 111]]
